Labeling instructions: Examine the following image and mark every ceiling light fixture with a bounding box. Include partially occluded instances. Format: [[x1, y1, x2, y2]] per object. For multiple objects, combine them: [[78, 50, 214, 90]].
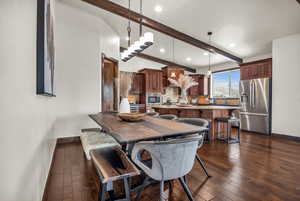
[[160, 48, 165, 53], [203, 52, 209, 56], [121, 0, 154, 62], [186, 57, 191, 62], [229, 43, 236, 48], [207, 32, 213, 76], [154, 5, 163, 13]]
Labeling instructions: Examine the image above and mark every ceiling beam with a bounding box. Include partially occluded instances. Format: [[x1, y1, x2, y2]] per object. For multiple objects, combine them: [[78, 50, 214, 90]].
[[82, 0, 243, 63], [120, 47, 196, 73]]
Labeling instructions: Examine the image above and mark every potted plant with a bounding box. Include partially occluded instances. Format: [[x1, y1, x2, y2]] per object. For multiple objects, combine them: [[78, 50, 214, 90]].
[[168, 74, 198, 105], [119, 72, 133, 113]]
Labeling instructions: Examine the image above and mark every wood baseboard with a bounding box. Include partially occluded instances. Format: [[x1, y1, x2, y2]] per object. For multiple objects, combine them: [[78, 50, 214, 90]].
[[57, 136, 80, 144], [272, 133, 300, 142]]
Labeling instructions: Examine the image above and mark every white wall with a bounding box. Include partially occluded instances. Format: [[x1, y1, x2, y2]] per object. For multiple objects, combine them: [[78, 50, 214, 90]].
[[54, 1, 119, 138], [272, 34, 300, 137], [0, 0, 120, 201], [0, 1, 56, 201]]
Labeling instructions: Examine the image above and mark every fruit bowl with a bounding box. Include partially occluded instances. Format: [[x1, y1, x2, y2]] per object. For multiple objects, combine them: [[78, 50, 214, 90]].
[[118, 113, 146, 122]]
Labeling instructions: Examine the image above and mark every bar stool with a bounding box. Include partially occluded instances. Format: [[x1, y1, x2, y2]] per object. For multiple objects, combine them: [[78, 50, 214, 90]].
[[215, 117, 240, 144]]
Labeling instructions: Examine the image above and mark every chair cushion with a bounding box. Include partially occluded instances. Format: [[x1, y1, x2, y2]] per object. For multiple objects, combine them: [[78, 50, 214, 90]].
[[80, 132, 120, 160]]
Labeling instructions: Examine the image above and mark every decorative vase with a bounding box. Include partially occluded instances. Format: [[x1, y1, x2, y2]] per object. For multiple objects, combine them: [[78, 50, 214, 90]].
[[119, 98, 130, 113], [179, 89, 189, 104]]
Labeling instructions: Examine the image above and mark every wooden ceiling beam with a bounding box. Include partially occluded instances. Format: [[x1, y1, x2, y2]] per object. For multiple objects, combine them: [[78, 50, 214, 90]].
[[120, 47, 196, 73], [82, 0, 243, 63]]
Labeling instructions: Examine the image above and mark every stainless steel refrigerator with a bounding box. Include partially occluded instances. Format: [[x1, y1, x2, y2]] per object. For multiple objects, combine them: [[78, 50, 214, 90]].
[[239, 78, 271, 134]]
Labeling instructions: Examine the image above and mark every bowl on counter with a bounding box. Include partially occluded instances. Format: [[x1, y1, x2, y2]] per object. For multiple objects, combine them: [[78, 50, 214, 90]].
[[118, 113, 146, 122]]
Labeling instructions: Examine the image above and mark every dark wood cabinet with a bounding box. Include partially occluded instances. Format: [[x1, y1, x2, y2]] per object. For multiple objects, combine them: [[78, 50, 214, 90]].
[[130, 73, 145, 94], [139, 69, 163, 93], [188, 74, 209, 97], [162, 66, 185, 87], [240, 58, 272, 80]]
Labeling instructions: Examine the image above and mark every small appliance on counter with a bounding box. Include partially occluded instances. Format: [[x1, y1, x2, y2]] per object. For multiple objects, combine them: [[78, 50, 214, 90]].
[[146, 93, 162, 106]]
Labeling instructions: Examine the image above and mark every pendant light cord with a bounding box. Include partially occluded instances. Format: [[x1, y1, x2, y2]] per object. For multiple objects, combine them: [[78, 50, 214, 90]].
[[127, 0, 131, 47], [209, 35, 211, 72], [139, 0, 143, 37], [172, 38, 175, 62]]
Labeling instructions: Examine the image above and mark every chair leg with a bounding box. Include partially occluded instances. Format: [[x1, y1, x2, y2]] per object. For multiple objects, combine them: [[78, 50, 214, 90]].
[[178, 177, 194, 201], [160, 181, 164, 201], [135, 176, 150, 201], [99, 183, 107, 201], [196, 154, 210, 178], [124, 178, 131, 201]]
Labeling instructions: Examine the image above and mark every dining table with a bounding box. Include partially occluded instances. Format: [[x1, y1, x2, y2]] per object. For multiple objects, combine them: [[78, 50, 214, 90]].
[[89, 112, 209, 201], [89, 112, 208, 146]]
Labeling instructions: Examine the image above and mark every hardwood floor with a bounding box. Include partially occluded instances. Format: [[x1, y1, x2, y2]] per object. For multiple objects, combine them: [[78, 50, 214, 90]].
[[44, 131, 300, 201]]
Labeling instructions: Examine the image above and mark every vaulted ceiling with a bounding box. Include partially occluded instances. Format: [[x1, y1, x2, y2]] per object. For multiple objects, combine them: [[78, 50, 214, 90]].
[[63, 0, 300, 68]]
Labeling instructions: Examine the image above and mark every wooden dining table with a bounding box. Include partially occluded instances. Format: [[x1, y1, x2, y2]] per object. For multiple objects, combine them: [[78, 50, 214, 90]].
[[89, 112, 208, 145]]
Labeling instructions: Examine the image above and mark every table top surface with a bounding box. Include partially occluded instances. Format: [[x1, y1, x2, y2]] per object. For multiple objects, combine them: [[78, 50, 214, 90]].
[[89, 112, 207, 144]]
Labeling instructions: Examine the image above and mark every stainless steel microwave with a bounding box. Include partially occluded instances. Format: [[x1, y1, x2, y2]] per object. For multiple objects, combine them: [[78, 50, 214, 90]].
[[147, 94, 161, 105]]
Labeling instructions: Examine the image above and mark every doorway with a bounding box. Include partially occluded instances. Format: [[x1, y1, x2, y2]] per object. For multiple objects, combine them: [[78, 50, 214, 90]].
[[101, 54, 118, 112]]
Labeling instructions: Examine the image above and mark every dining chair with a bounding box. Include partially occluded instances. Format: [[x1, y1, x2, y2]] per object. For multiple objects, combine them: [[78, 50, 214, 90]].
[[175, 118, 211, 178], [131, 135, 202, 201], [158, 114, 178, 120]]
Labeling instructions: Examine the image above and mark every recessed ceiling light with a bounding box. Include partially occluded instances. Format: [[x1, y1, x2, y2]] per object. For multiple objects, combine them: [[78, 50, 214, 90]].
[[203, 52, 209, 56], [229, 43, 236, 48], [186, 57, 191, 61], [160, 48, 165, 53], [154, 5, 163, 13]]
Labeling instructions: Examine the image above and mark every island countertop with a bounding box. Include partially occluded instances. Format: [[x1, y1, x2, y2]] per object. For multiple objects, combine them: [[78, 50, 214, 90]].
[[151, 105, 241, 110], [152, 104, 240, 140]]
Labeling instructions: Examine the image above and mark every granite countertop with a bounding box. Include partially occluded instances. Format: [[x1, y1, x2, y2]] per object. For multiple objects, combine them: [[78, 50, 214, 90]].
[[152, 105, 241, 110]]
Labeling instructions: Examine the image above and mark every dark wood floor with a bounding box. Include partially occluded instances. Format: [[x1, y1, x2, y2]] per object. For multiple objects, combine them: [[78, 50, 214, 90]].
[[45, 131, 300, 201]]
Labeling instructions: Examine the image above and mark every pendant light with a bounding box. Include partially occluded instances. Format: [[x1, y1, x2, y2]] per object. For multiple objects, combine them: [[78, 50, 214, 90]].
[[207, 32, 213, 76], [121, 0, 154, 62]]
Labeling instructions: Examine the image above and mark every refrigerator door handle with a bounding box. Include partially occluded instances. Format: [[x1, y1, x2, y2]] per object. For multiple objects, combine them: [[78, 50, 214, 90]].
[[253, 81, 256, 107], [249, 81, 252, 108]]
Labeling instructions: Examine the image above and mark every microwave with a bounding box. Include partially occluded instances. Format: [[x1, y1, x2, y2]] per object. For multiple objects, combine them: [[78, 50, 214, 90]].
[[147, 94, 161, 105]]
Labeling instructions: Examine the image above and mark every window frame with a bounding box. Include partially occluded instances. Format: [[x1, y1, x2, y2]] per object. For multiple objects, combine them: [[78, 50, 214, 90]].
[[210, 68, 240, 99]]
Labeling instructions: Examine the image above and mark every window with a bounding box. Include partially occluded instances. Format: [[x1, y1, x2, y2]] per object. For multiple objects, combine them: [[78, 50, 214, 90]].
[[211, 70, 240, 98]]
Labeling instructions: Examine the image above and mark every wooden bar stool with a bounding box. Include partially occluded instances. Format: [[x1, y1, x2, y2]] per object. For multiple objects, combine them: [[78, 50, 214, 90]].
[[215, 117, 240, 144], [91, 146, 140, 201]]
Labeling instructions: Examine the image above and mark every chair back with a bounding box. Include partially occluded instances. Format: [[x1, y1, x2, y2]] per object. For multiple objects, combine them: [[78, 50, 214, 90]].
[[176, 118, 209, 128], [159, 114, 178, 120], [131, 135, 202, 181]]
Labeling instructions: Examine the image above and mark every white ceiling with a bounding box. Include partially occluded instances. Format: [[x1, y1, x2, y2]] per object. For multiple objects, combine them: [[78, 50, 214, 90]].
[[62, 0, 300, 68]]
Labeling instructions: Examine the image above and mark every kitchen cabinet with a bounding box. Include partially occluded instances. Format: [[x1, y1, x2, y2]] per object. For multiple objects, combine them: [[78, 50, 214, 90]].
[[162, 66, 184, 87], [188, 74, 209, 97], [139, 69, 163, 93], [240, 58, 272, 80], [130, 73, 145, 94]]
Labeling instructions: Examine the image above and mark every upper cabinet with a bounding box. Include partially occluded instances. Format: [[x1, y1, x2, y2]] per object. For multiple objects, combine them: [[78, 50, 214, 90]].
[[162, 66, 185, 87], [188, 74, 209, 97], [139, 69, 163, 93], [240, 58, 272, 80], [130, 73, 145, 95]]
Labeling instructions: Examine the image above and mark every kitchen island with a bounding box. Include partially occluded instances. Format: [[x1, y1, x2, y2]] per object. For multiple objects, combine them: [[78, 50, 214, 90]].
[[152, 105, 240, 140]]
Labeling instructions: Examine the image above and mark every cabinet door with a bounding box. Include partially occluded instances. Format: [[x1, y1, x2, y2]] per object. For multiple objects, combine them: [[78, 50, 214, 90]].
[[188, 75, 199, 96]]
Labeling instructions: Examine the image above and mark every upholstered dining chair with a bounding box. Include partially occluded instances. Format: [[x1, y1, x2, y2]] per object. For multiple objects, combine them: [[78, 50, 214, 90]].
[[158, 114, 178, 120], [176, 118, 211, 178], [131, 135, 202, 201]]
